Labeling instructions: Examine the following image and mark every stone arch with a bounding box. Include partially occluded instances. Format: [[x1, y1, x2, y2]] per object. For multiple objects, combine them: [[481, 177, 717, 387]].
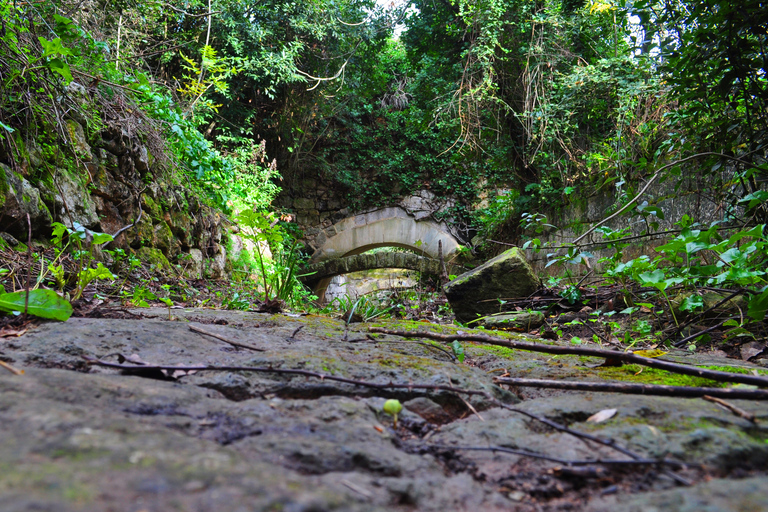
[[309, 207, 462, 263], [304, 207, 463, 302]]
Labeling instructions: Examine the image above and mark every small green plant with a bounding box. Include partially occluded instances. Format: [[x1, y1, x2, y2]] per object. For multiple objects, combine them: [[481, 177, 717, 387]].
[[382, 399, 403, 428], [48, 222, 116, 300], [0, 289, 73, 321], [335, 294, 392, 323], [451, 340, 465, 362], [159, 284, 174, 320], [222, 291, 252, 310], [124, 285, 156, 307], [235, 210, 312, 308]]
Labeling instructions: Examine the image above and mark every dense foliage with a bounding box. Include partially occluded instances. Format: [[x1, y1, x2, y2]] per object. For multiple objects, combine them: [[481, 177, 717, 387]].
[[1, 0, 766, 320]]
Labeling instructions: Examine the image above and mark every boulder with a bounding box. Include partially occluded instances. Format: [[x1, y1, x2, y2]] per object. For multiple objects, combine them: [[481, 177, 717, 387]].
[[483, 311, 545, 331], [443, 247, 539, 324], [52, 169, 100, 230], [0, 163, 52, 237]]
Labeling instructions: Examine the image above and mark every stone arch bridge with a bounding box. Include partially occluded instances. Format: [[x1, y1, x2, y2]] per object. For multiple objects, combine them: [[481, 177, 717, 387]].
[[299, 206, 464, 301]]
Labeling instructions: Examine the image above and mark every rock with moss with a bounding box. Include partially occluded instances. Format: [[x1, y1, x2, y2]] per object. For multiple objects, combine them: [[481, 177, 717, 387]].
[[483, 311, 545, 331], [206, 244, 227, 279], [1, 163, 52, 238], [153, 221, 178, 258], [443, 247, 539, 324], [179, 248, 204, 279], [65, 119, 94, 162], [52, 169, 100, 230], [136, 246, 172, 271]]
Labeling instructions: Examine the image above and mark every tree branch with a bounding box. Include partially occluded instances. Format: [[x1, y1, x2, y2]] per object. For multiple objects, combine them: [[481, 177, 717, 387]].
[[368, 327, 768, 388], [495, 377, 768, 400]]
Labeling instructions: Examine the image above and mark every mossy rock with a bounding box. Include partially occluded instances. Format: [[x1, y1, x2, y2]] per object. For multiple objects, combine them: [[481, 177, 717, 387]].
[[444, 247, 539, 324], [483, 311, 545, 331], [153, 221, 178, 258], [135, 247, 172, 271]]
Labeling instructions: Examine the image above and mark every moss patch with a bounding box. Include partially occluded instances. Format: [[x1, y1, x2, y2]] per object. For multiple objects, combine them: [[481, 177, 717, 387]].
[[584, 364, 728, 387], [136, 247, 172, 271]]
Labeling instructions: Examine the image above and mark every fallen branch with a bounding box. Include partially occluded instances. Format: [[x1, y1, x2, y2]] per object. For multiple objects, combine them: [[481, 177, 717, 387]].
[[494, 377, 768, 400], [188, 325, 265, 352], [369, 328, 768, 388]]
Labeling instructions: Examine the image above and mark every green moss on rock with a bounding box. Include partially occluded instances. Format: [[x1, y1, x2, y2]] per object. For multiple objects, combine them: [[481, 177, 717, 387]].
[[136, 247, 172, 271]]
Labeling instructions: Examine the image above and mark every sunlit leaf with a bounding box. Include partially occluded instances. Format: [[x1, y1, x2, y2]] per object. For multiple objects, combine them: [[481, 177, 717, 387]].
[[632, 349, 668, 358], [0, 289, 73, 321]]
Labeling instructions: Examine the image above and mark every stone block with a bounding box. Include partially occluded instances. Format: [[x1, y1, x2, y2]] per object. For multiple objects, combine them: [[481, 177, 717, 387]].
[[293, 197, 315, 210], [443, 247, 539, 324], [1, 164, 52, 237], [483, 311, 545, 331]]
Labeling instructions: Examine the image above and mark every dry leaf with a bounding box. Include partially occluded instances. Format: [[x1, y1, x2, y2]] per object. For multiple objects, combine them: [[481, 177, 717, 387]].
[[586, 408, 617, 423], [0, 328, 27, 338], [633, 349, 668, 358], [740, 342, 765, 361]]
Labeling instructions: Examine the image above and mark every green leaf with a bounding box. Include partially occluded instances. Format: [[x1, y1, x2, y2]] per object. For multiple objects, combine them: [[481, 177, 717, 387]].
[[37, 36, 74, 58], [383, 399, 403, 416], [747, 289, 768, 322], [451, 340, 465, 363], [44, 57, 73, 83], [638, 269, 665, 284], [680, 295, 704, 312], [91, 232, 114, 245], [0, 289, 73, 321]]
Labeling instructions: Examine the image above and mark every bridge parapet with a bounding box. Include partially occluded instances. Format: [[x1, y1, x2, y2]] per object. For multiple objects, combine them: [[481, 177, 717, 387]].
[[309, 207, 462, 263], [301, 251, 464, 302]]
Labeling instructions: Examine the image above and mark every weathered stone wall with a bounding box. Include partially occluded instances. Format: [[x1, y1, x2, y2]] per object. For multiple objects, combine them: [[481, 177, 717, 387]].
[[276, 180, 458, 255], [0, 117, 231, 279], [525, 172, 740, 275]]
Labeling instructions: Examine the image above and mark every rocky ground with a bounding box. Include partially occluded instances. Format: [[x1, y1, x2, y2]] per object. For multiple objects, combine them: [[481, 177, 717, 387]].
[[1, 308, 766, 511]]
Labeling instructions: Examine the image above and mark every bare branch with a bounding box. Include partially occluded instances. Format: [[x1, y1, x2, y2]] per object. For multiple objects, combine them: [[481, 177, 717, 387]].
[[495, 377, 768, 400], [369, 327, 768, 388]]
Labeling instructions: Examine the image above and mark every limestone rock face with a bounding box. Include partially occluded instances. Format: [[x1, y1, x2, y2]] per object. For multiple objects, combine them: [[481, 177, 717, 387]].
[[443, 247, 539, 324], [1, 163, 52, 237], [52, 169, 100, 230]]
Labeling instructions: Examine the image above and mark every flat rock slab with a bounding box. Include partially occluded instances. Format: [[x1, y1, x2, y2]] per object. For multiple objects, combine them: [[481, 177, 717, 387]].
[[0, 309, 766, 511]]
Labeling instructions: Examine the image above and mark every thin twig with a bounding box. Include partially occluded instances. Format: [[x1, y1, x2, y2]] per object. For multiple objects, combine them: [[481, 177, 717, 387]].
[[0, 360, 24, 375], [188, 325, 265, 352], [666, 290, 745, 344], [703, 395, 757, 422], [369, 328, 768, 388], [24, 213, 31, 319], [459, 396, 484, 421], [672, 316, 740, 348], [494, 377, 768, 400]]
